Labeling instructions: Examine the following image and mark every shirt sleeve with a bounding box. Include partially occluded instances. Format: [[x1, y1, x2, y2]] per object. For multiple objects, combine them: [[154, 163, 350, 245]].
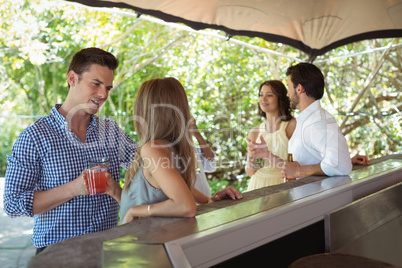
[[318, 121, 352, 176], [3, 130, 39, 217], [302, 118, 352, 176], [196, 147, 217, 173], [117, 126, 138, 170]]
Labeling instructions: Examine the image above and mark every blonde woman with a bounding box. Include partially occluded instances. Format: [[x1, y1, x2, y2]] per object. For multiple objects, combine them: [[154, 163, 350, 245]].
[[246, 80, 296, 191], [119, 78, 242, 224]]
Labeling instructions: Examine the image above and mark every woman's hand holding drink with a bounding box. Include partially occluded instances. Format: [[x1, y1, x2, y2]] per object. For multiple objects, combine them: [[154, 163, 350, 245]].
[[249, 154, 264, 169]]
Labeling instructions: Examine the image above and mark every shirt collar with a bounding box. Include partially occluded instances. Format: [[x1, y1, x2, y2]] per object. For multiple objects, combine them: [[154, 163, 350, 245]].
[[51, 104, 68, 128], [297, 100, 321, 122], [51, 104, 97, 130]]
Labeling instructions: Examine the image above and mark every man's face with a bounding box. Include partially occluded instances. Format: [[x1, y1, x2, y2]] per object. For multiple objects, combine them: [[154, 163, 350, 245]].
[[69, 64, 114, 115], [287, 75, 300, 110]]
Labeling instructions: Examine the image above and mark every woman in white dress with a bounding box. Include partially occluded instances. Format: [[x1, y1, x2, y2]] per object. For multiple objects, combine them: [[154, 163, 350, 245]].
[[245, 80, 296, 191]]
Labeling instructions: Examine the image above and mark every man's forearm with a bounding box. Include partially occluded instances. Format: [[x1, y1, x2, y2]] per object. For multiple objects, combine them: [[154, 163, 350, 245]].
[[297, 164, 326, 177], [32, 179, 84, 215]]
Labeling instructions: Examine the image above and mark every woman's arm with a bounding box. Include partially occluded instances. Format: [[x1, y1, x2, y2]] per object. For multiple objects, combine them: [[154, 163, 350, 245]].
[[192, 185, 243, 205], [192, 187, 210, 204], [245, 127, 260, 177]]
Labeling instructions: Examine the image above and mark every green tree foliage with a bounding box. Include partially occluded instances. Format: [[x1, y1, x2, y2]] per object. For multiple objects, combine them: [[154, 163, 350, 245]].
[[316, 40, 402, 157], [1, 0, 401, 193]]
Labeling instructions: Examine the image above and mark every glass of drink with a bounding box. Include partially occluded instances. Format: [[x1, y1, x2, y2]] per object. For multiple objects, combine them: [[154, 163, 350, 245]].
[[249, 154, 264, 169], [86, 157, 110, 195], [88, 157, 110, 168]]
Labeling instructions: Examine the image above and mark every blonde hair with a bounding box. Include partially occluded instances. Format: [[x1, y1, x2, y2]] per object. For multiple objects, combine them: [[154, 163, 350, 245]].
[[124, 77, 196, 191]]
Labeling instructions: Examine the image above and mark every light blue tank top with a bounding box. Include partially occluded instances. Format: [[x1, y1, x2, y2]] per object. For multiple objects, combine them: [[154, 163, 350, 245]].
[[120, 164, 168, 224]]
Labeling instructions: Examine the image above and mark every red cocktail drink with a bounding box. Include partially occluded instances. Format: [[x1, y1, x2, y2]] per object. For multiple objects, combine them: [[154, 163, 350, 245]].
[[86, 166, 109, 195]]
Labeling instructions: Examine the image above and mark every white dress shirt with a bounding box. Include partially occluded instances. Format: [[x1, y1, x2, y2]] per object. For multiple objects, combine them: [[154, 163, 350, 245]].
[[194, 147, 216, 197], [288, 100, 352, 176]]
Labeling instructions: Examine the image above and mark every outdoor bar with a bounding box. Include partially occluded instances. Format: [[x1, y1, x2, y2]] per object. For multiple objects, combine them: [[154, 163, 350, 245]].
[[28, 154, 402, 267]]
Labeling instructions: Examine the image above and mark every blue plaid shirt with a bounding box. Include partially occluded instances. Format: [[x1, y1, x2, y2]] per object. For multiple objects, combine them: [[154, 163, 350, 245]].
[[4, 104, 138, 248]]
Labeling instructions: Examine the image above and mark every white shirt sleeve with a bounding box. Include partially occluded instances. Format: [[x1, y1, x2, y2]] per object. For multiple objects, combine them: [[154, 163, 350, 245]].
[[304, 118, 352, 176], [319, 128, 352, 176], [194, 147, 215, 197], [195, 147, 217, 173]]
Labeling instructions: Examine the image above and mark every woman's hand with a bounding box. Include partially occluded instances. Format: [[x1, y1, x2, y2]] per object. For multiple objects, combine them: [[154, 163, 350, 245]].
[[248, 155, 264, 169], [246, 137, 270, 160], [247, 136, 285, 172], [121, 207, 140, 225], [105, 172, 122, 203], [210, 186, 243, 202]]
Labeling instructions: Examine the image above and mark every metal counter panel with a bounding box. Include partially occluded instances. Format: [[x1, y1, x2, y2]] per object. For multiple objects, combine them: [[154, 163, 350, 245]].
[[165, 159, 402, 267], [325, 182, 402, 266]]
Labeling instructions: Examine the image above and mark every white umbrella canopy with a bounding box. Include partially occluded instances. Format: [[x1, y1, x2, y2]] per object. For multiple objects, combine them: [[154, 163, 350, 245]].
[[66, 0, 402, 60]]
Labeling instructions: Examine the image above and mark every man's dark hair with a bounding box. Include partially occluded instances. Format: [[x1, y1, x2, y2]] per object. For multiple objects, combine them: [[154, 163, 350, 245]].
[[286, 63, 324, 100], [67, 47, 119, 87]]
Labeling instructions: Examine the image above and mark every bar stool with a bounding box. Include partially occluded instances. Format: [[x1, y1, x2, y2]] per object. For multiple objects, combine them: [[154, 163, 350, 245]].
[[289, 253, 399, 268]]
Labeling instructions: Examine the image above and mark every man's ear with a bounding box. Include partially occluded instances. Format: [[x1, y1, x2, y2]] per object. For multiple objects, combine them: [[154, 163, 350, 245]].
[[67, 70, 76, 87], [297, 84, 305, 94]]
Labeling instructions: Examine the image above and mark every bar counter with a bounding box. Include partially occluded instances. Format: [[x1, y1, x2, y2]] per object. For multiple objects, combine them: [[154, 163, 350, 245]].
[[28, 154, 402, 267]]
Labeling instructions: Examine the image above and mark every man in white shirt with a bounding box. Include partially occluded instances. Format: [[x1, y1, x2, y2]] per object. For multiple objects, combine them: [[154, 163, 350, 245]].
[[190, 117, 216, 196], [194, 147, 216, 197], [248, 63, 352, 178]]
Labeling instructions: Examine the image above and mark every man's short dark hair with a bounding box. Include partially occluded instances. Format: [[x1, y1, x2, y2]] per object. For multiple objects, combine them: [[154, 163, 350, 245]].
[[286, 63, 324, 100], [68, 47, 119, 79]]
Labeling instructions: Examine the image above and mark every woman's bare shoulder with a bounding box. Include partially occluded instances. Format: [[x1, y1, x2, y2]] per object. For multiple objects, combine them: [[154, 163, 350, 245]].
[[141, 140, 171, 157], [286, 118, 297, 139]]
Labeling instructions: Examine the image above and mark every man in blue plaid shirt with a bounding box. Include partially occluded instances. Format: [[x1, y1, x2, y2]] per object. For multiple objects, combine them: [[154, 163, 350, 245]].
[[3, 48, 138, 254]]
